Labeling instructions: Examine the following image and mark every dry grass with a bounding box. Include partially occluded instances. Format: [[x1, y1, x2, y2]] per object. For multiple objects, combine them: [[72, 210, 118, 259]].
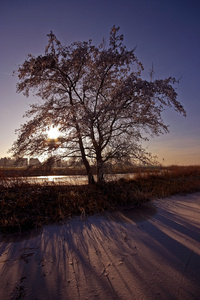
[[134, 165, 200, 198], [0, 165, 200, 233]]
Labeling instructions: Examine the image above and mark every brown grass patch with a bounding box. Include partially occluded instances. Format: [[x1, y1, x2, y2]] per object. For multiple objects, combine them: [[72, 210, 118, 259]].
[[1, 165, 200, 233]]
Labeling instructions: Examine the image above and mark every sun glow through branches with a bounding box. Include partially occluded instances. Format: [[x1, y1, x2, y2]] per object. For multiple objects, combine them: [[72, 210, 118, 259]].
[[47, 125, 60, 139]]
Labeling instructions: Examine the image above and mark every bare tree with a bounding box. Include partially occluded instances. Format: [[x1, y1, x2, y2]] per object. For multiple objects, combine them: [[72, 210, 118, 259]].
[[11, 26, 186, 184]]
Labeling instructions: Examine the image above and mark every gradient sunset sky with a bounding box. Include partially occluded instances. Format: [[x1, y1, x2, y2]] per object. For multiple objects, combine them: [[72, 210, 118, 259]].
[[0, 0, 200, 165]]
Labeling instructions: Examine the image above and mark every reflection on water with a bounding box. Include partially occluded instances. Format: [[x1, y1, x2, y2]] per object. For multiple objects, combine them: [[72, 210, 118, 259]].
[[20, 173, 136, 185], [24, 175, 88, 185]]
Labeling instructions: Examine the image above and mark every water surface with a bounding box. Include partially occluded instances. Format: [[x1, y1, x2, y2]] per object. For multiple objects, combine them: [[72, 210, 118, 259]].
[[19, 173, 136, 185]]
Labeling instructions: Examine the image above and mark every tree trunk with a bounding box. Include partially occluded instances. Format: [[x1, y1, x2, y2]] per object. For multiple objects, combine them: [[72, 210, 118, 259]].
[[77, 128, 95, 184], [97, 158, 105, 184], [87, 169, 95, 184], [81, 148, 95, 184]]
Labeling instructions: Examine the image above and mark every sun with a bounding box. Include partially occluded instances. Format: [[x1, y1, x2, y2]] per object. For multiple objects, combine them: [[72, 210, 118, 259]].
[[47, 125, 60, 139]]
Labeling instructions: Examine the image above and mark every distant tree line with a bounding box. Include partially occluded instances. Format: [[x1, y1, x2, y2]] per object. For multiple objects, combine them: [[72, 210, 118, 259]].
[[0, 157, 40, 167], [0, 157, 80, 168]]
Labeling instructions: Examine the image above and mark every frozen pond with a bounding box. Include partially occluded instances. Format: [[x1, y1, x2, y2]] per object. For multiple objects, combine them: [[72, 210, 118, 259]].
[[10, 173, 137, 185]]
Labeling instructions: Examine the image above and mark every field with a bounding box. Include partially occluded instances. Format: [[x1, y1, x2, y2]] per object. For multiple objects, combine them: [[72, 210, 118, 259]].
[[0, 165, 200, 233]]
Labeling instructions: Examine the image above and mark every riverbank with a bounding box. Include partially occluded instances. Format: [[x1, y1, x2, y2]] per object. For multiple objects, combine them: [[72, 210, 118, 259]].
[[1, 192, 200, 299], [0, 165, 137, 177], [1, 165, 200, 233]]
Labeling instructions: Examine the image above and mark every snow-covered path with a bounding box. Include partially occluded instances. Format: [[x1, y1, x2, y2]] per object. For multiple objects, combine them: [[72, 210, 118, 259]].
[[0, 193, 200, 299]]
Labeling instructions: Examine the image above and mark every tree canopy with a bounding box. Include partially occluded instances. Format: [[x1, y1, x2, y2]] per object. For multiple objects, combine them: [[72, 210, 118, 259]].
[[11, 26, 186, 183]]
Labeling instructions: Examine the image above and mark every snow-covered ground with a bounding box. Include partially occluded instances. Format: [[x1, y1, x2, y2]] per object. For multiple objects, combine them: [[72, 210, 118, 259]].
[[0, 193, 200, 299]]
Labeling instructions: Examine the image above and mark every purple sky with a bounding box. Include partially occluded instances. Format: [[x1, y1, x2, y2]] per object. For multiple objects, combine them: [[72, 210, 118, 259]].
[[0, 0, 200, 165]]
